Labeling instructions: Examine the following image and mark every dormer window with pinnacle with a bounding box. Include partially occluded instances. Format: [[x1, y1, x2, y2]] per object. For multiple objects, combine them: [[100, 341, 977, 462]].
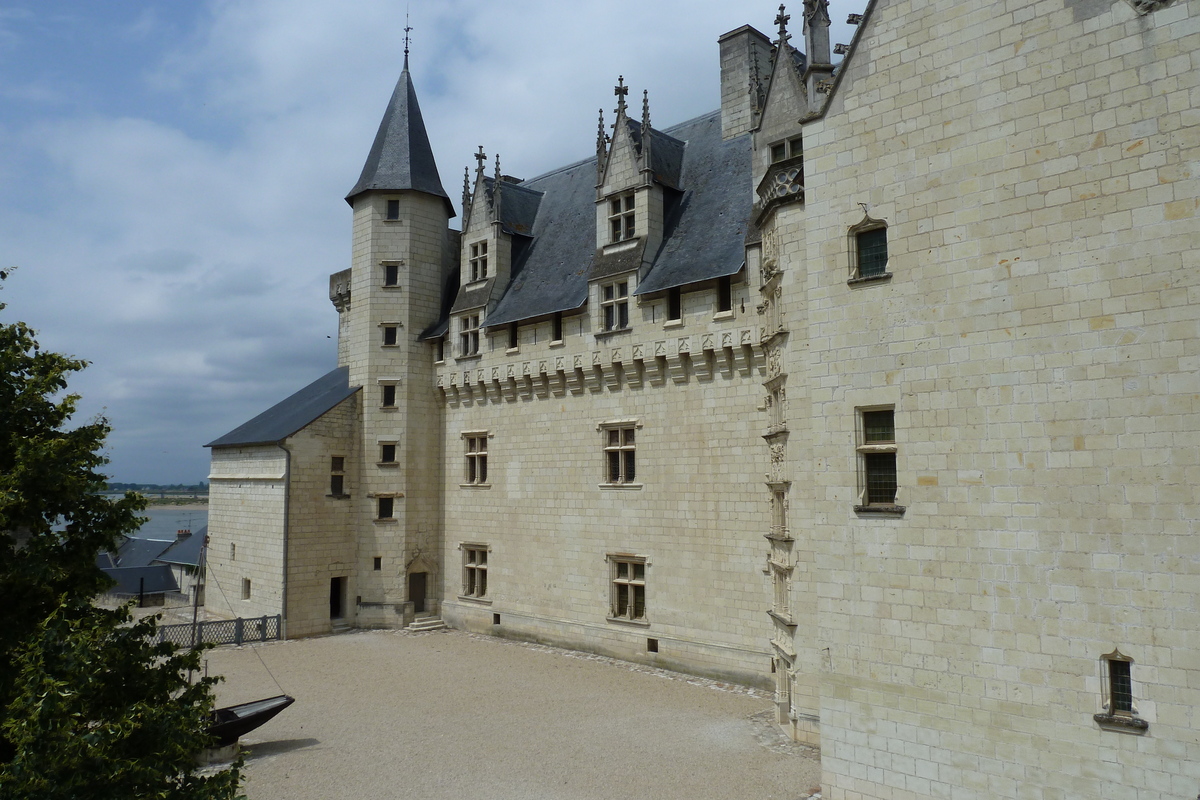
[[608, 193, 636, 243], [469, 241, 488, 282]]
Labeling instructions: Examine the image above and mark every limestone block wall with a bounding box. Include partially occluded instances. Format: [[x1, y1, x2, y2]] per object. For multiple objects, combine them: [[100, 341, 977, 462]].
[[438, 281, 774, 686], [206, 446, 287, 621], [282, 395, 359, 638], [790, 1, 1199, 797]]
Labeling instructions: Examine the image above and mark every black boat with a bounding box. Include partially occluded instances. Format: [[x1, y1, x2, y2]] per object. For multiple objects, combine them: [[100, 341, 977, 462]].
[[209, 694, 295, 747]]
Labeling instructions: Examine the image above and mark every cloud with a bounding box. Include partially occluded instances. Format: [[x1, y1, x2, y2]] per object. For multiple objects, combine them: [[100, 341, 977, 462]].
[[2, 0, 860, 482]]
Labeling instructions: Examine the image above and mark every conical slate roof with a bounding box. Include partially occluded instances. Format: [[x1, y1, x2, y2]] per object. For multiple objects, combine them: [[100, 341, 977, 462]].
[[345, 61, 453, 214]]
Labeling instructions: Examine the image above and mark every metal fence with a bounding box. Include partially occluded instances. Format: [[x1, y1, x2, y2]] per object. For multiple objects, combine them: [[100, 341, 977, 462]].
[[155, 615, 281, 648]]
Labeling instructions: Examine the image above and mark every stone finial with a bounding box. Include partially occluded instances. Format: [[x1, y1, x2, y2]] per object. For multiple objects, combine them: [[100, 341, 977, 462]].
[[596, 108, 608, 182], [775, 4, 791, 45], [614, 75, 629, 117], [642, 89, 651, 131], [474, 145, 487, 179], [803, 0, 831, 28], [749, 51, 765, 116], [462, 166, 471, 207]]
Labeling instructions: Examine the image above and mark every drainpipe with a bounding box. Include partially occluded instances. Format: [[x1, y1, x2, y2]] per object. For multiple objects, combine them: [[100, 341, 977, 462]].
[[276, 441, 291, 639]]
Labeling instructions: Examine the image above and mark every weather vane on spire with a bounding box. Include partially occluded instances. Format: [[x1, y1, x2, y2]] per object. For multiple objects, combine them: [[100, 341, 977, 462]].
[[403, 7, 413, 63]]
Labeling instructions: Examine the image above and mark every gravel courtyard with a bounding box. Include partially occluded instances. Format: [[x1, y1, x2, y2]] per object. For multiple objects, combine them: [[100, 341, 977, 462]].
[[203, 629, 821, 800]]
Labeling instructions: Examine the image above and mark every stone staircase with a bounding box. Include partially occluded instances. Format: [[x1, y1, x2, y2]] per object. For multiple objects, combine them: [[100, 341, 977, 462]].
[[408, 614, 446, 632]]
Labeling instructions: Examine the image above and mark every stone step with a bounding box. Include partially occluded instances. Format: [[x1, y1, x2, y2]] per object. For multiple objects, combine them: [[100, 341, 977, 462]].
[[408, 616, 446, 632]]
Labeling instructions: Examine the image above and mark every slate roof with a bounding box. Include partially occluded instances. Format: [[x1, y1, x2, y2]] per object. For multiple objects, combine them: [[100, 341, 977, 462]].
[[155, 527, 206, 568], [346, 62, 454, 216], [116, 536, 175, 569], [206, 367, 359, 448], [480, 110, 751, 327], [104, 565, 179, 596]]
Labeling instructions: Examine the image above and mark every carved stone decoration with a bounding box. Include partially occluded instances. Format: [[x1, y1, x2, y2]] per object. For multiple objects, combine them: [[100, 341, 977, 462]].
[[1126, 0, 1178, 13], [768, 348, 782, 378]]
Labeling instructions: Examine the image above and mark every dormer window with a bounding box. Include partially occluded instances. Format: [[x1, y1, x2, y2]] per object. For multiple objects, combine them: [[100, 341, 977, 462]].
[[469, 241, 488, 282], [609, 193, 635, 243], [601, 281, 630, 332]]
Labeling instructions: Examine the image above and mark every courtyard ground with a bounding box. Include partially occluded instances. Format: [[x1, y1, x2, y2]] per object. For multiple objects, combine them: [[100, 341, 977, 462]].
[[203, 629, 822, 800]]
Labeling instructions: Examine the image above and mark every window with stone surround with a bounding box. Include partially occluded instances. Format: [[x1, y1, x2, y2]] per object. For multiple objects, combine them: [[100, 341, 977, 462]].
[[382, 262, 400, 287], [716, 275, 733, 314], [770, 135, 803, 164], [377, 496, 394, 520], [608, 555, 647, 622], [469, 241, 488, 282], [600, 421, 639, 486], [667, 287, 682, 322], [608, 192, 635, 243], [459, 313, 480, 357], [379, 442, 396, 465], [380, 382, 397, 409], [329, 456, 346, 496], [600, 280, 630, 332], [386, 199, 400, 220], [242, 578, 251, 600], [552, 311, 564, 342], [1095, 649, 1147, 731], [849, 218, 889, 283], [855, 407, 903, 513], [461, 544, 489, 599], [381, 324, 399, 347], [463, 432, 488, 486]]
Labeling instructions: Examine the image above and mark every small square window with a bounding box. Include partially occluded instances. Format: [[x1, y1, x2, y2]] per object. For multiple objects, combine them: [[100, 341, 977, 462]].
[[373, 556, 382, 571], [380, 443, 396, 464], [609, 556, 646, 621], [386, 199, 400, 220], [331, 456, 345, 472], [383, 264, 400, 287], [377, 497, 394, 519], [382, 325, 398, 346], [462, 545, 488, 598], [381, 384, 397, 408]]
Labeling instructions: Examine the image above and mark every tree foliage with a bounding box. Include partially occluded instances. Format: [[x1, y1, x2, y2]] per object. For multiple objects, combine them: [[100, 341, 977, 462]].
[[0, 276, 240, 798]]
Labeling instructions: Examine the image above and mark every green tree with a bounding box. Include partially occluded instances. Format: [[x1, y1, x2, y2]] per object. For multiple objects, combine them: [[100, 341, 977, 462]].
[[0, 275, 240, 797]]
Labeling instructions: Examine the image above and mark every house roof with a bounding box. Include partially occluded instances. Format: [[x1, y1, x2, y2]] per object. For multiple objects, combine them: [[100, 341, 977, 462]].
[[206, 367, 359, 448], [479, 110, 751, 328], [103, 565, 179, 596], [345, 62, 454, 216], [115, 536, 175, 569], [155, 527, 206, 568]]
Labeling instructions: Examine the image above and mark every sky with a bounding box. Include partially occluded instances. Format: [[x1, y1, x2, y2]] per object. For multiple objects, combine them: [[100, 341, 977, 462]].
[[0, 1, 858, 484]]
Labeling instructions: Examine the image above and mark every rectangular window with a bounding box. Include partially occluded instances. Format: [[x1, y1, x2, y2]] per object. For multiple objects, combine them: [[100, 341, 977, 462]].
[[601, 281, 630, 332], [507, 322, 518, 350], [330, 456, 345, 496], [667, 287, 681, 322], [460, 314, 480, 356], [608, 193, 635, 243], [609, 556, 646, 621], [1109, 659, 1133, 713], [469, 241, 488, 282], [552, 311, 564, 342], [380, 443, 396, 464], [373, 556, 382, 571], [465, 434, 488, 484], [386, 199, 400, 220], [377, 496, 394, 519], [242, 578, 251, 600], [856, 227, 888, 278], [462, 545, 488, 598], [603, 425, 636, 485], [857, 408, 898, 508], [435, 337, 445, 363], [383, 264, 400, 287], [382, 325, 398, 346], [770, 136, 803, 163], [381, 383, 397, 408], [717, 275, 733, 313]]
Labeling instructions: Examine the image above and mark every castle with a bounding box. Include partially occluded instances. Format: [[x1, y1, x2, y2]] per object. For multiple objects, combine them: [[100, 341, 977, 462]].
[[205, 1, 1199, 797]]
